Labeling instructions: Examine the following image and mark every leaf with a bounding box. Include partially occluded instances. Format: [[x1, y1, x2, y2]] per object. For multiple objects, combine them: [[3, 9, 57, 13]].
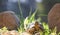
[[42, 22, 49, 30], [1, 27, 8, 30], [58, 32, 60, 35], [51, 27, 57, 33], [42, 22, 50, 35], [0, 27, 8, 33], [24, 17, 29, 30], [29, 9, 37, 23]]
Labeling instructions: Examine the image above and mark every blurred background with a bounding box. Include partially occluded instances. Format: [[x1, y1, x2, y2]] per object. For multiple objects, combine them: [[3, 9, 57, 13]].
[[0, 0, 60, 23]]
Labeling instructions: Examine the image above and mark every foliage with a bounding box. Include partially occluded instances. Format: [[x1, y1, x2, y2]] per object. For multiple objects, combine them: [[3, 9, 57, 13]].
[[17, 8, 60, 35], [0, 27, 8, 33], [18, 8, 38, 33], [0, 0, 60, 35], [0, 11, 60, 35]]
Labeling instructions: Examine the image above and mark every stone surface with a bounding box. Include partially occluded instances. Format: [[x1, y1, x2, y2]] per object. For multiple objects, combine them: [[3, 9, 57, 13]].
[[0, 11, 20, 30], [20, 32, 32, 35], [48, 3, 60, 32], [1, 30, 20, 35]]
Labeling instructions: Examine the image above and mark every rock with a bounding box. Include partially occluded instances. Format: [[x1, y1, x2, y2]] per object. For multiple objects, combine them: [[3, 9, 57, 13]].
[[35, 32, 40, 35], [1, 30, 20, 35], [0, 11, 20, 30], [48, 3, 60, 32], [20, 32, 32, 35]]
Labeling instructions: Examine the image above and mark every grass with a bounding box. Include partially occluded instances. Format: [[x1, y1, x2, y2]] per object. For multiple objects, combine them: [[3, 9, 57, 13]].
[[0, 0, 60, 35], [0, 10, 60, 35]]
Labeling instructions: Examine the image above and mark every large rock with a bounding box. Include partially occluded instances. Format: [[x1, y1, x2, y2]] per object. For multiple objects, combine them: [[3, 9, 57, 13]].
[[48, 3, 60, 32], [0, 11, 20, 30]]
